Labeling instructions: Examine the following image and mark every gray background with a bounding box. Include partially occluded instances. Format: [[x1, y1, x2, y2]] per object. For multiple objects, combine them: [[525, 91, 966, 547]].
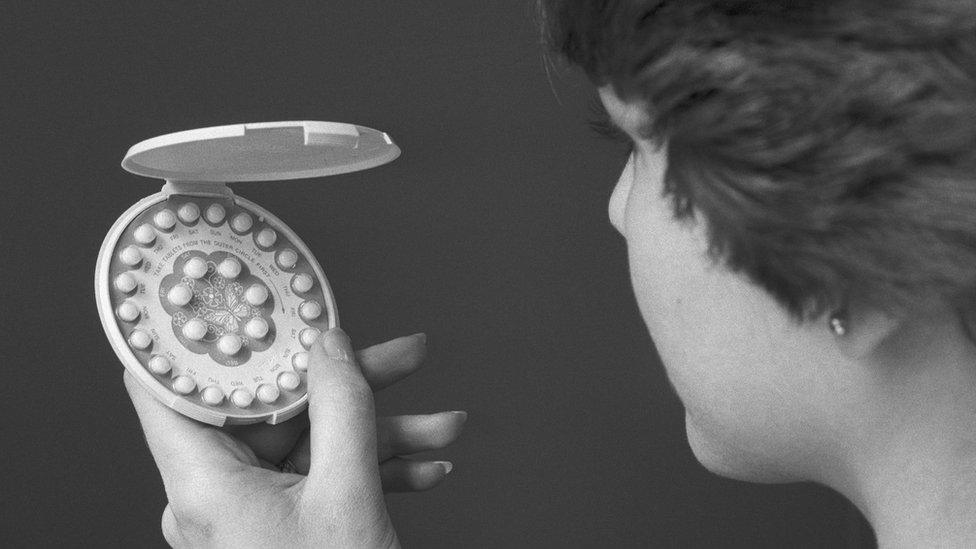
[[4, 2, 874, 547]]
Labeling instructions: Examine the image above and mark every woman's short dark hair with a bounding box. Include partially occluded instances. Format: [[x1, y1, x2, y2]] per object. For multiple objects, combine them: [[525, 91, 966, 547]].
[[541, 0, 976, 325]]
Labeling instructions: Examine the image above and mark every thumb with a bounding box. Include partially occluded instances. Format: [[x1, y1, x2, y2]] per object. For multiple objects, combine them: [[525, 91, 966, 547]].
[[304, 327, 382, 494]]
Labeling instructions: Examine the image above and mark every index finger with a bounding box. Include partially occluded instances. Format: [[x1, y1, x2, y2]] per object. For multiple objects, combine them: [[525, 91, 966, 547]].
[[355, 333, 428, 391]]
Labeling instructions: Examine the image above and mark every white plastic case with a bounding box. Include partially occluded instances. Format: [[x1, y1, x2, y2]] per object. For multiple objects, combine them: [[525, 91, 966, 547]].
[[95, 121, 400, 426]]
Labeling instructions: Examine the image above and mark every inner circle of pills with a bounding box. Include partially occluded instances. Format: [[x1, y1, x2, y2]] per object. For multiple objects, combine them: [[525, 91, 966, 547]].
[[245, 284, 269, 306], [217, 258, 241, 279], [183, 257, 208, 278]]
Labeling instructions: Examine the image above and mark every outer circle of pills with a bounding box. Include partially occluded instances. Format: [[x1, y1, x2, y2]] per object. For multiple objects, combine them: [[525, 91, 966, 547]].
[[256, 384, 279, 404], [245, 284, 269, 306], [292, 273, 314, 293], [154, 209, 177, 230], [201, 386, 224, 406], [119, 246, 141, 266], [218, 334, 243, 355], [115, 272, 137, 293], [183, 257, 208, 279], [183, 318, 208, 341], [231, 213, 253, 233], [134, 224, 156, 245], [245, 317, 269, 339], [178, 203, 200, 224], [231, 389, 254, 408], [129, 330, 152, 350], [167, 284, 193, 306], [217, 258, 241, 279], [147, 355, 171, 374], [292, 351, 309, 372], [299, 300, 323, 321], [205, 204, 226, 224], [277, 249, 298, 269], [278, 371, 301, 391], [255, 228, 277, 248], [116, 301, 140, 322], [173, 375, 196, 395], [299, 328, 320, 349]]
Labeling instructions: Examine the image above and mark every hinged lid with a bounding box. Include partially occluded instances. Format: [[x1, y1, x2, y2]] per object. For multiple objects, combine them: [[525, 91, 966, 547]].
[[122, 120, 400, 182]]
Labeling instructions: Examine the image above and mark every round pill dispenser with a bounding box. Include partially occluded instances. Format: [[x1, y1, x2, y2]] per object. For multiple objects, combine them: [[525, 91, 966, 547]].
[[95, 121, 400, 426]]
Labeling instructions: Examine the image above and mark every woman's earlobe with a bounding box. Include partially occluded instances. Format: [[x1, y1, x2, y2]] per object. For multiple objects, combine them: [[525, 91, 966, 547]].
[[830, 305, 903, 360]]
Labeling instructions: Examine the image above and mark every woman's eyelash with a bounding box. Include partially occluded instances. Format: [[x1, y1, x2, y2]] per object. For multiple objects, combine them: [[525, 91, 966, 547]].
[[587, 97, 632, 148]]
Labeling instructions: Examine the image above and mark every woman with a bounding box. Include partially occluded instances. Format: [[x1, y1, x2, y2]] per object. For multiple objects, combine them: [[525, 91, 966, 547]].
[[126, 1, 976, 546]]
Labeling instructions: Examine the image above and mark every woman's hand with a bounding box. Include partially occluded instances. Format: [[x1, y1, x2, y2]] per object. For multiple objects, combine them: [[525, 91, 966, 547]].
[[124, 328, 466, 548]]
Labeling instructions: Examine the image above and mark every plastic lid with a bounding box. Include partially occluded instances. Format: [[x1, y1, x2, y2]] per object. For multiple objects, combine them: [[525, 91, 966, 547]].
[[122, 121, 400, 182]]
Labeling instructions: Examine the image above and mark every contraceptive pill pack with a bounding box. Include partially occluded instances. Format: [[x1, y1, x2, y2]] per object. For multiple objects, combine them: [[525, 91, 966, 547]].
[[96, 121, 400, 426]]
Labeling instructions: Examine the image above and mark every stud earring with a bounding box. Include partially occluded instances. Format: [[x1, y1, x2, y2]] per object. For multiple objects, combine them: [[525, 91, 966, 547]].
[[829, 310, 848, 336]]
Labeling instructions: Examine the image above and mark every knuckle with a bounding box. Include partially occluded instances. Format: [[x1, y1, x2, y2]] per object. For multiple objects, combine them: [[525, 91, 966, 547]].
[[321, 377, 375, 409], [164, 489, 219, 544]]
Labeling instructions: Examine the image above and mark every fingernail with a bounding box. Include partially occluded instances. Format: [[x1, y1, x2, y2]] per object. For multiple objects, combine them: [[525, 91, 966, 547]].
[[435, 461, 453, 475], [321, 327, 351, 361], [413, 332, 427, 344], [449, 410, 468, 424]]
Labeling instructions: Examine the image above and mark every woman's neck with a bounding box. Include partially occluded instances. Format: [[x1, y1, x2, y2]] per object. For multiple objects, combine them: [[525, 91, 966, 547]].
[[833, 320, 976, 547]]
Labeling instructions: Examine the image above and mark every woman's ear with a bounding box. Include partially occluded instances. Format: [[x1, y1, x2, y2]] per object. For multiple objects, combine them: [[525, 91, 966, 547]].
[[832, 304, 904, 360]]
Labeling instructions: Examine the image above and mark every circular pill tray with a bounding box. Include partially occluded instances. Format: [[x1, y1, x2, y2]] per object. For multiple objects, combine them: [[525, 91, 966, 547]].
[[96, 121, 400, 426]]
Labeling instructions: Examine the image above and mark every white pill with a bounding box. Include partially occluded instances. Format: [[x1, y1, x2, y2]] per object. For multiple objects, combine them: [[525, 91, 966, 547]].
[[167, 284, 193, 306], [256, 384, 279, 404], [154, 209, 177, 230], [115, 272, 137, 293], [183, 257, 208, 279], [178, 203, 200, 224], [128, 330, 152, 350], [182, 318, 208, 341], [299, 328, 320, 349], [173, 375, 196, 395], [292, 352, 309, 372], [231, 213, 253, 233], [277, 249, 298, 269], [245, 284, 269, 306], [147, 355, 171, 374], [218, 334, 243, 355], [205, 203, 226, 224], [291, 273, 314, 293], [299, 300, 323, 321], [134, 224, 156, 245], [231, 389, 254, 408], [116, 301, 140, 322], [217, 257, 241, 279], [201, 386, 224, 406], [278, 371, 301, 391], [244, 317, 269, 339], [119, 245, 141, 266], [255, 228, 277, 247]]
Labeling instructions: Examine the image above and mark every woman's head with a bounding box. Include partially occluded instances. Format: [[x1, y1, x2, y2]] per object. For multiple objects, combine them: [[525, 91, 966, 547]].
[[541, 0, 976, 484]]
